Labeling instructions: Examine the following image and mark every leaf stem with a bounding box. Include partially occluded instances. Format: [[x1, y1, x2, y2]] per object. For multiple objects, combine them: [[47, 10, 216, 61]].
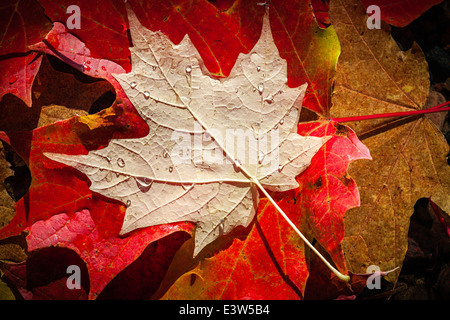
[[429, 198, 450, 240], [235, 162, 351, 282], [330, 102, 450, 123]]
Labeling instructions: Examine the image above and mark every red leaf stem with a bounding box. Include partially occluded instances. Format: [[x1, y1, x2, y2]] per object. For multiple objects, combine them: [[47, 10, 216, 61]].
[[429, 198, 450, 240]]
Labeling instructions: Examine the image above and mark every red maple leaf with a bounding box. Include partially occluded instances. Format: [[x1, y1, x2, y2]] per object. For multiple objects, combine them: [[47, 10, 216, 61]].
[[0, 0, 51, 106]]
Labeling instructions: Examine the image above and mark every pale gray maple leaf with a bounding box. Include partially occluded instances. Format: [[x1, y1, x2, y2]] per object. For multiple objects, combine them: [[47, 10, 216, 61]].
[[45, 7, 329, 256]]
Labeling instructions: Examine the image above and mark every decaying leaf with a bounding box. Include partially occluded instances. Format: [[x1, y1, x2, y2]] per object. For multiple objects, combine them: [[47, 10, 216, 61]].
[[329, 0, 450, 282], [45, 7, 329, 257]]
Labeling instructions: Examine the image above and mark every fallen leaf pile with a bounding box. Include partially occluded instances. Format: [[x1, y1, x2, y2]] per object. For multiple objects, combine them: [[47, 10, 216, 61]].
[[0, 0, 448, 300]]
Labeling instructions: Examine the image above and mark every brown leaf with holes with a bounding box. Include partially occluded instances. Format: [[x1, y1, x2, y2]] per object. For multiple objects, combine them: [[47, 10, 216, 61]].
[[329, 0, 450, 282]]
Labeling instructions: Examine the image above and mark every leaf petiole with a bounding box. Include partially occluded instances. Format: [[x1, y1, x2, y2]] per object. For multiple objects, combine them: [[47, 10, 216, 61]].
[[330, 102, 450, 123], [234, 161, 351, 282]]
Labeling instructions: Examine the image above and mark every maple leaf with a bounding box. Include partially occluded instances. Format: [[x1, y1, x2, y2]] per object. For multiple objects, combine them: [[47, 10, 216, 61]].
[[295, 121, 371, 274], [152, 120, 371, 300], [45, 7, 329, 257], [268, 0, 340, 116], [0, 0, 51, 107], [329, 0, 450, 282]]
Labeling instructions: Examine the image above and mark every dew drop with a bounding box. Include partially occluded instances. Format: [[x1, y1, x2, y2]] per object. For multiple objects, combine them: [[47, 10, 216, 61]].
[[258, 152, 265, 164], [256, 65, 261, 72], [278, 165, 282, 172], [185, 65, 192, 74], [181, 183, 191, 190], [152, 65, 157, 71], [144, 91, 150, 99], [258, 83, 264, 95], [117, 158, 125, 167], [126, 200, 131, 208], [8, 75, 18, 85], [83, 62, 90, 72], [130, 81, 137, 89], [279, 118, 284, 125], [137, 177, 152, 187], [136, 177, 153, 191], [264, 96, 274, 104], [233, 160, 241, 172], [252, 87, 256, 92], [169, 166, 173, 173]]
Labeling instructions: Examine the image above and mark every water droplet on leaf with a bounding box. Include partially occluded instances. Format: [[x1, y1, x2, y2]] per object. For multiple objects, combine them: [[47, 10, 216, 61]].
[[136, 177, 153, 191], [181, 183, 191, 190], [117, 158, 125, 167], [130, 81, 137, 89], [8, 75, 18, 85], [144, 91, 150, 99], [264, 96, 274, 104], [258, 83, 264, 94], [137, 177, 152, 187], [233, 160, 241, 172]]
